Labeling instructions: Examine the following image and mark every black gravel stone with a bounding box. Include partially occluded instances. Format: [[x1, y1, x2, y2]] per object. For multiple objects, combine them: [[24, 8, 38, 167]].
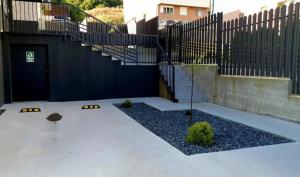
[[116, 103, 294, 155]]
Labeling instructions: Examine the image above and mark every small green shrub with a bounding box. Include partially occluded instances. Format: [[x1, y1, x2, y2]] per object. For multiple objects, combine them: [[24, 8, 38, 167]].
[[121, 99, 133, 108], [185, 110, 192, 116], [186, 121, 214, 147]]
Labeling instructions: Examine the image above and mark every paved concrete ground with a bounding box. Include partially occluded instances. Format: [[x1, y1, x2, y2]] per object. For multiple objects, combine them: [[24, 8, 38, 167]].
[[0, 97, 299, 177]]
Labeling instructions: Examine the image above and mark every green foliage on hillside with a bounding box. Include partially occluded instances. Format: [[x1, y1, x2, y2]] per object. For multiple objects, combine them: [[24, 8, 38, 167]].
[[101, 0, 123, 7], [52, 0, 123, 10], [51, 0, 124, 23], [85, 7, 124, 24]]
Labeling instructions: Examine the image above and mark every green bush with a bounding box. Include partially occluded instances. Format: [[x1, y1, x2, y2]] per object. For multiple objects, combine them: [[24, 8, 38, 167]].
[[186, 121, 214, 147], [121, 99, 133, 108]]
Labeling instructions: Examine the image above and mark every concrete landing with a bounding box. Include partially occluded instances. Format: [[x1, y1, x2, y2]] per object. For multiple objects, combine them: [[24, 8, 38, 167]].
[[0, 97, 299, 177]]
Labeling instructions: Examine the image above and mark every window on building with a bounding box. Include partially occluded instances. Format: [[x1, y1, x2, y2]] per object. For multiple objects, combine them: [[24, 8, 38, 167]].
[[197, 8, 205, 17], [180, 7, 187, 16], [160, 6, 174, 15]]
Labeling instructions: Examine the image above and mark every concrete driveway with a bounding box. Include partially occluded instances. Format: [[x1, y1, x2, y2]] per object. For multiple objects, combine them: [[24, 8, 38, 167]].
[[0, 97, 299, 177]]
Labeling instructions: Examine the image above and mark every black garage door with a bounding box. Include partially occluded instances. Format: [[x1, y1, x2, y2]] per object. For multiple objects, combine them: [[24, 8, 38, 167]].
[[11, 44, 49, 101]]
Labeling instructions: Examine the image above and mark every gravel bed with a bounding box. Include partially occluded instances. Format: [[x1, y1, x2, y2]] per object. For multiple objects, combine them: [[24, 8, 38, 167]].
[[116, 103, 294, 155]]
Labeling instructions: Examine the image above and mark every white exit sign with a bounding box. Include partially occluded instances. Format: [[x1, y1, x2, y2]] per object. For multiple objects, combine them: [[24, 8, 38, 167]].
[[26, 51, 34, 63]]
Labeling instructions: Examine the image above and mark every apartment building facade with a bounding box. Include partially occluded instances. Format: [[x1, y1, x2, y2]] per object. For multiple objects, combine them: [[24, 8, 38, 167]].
[[124, 0, 210, 33]]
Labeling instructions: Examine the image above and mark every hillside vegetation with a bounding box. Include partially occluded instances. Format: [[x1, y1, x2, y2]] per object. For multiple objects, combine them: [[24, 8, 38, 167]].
[[53, 0, 123, 10], [85, 6, 124, 24], [52, 0, 124, 24]]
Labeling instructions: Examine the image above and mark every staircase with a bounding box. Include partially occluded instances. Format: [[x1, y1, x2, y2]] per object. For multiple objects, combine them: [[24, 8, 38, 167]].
[[2, 0, 179, 101]]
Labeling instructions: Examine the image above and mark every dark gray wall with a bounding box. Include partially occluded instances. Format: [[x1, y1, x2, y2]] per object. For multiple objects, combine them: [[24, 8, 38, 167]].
[[2, 33, 159, 103], [0, 33, 4, 106]]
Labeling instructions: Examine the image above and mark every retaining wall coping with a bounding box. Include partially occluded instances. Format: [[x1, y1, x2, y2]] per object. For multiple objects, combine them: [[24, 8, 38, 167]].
[[218, 75, 290, 81]]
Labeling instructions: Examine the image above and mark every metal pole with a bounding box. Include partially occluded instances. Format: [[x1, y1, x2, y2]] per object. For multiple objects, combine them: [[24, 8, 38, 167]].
[[189, 63, 194, 126]]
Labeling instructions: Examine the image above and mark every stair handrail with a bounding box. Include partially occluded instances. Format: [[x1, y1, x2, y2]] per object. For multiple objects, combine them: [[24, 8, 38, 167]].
[[63, 18, 159, 64], [63, 18, 138, 62], [156, 36, 176, 100]]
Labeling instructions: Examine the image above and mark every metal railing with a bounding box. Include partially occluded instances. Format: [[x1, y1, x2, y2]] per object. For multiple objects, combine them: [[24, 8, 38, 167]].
[[157, 33, 176, 101], [1, 0, 176, 97], [1, 0, 158, 64], [1, 0, 117, 34], [63, 19, 158, 64]]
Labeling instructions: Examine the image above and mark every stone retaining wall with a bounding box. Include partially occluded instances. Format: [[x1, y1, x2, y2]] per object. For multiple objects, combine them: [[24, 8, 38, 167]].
[[183, 64, 300, 122]]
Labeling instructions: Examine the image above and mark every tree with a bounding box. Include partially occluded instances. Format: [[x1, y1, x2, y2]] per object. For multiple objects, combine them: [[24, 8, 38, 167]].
[[189, 62, 194, 126], [101, 0, 123, 7], [80, 0, 100, 10], [52, 0, 123, 8]]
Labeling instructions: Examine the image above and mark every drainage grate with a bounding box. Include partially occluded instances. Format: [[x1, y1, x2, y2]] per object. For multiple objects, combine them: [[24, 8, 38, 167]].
[[47, 113, 62, 122], [20, 108, 41, 113], [82, 105, 100, 109]]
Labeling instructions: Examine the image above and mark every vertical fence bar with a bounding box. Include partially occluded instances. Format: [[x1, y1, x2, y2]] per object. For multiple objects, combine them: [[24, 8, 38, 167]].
[[226, 21, 231, 75], [216, 13, 223, 73], [285, 3, 294, 78], [273, 8, 280, 77], [213, 14, 217, 63], [192, 21, 196, 63], [250, 14, 256, 76], [207, 15, 211, 63], [203, 16, 208, 64], [262, 10, 268, 76], [232, 18, 238, 75], [168, 26, 172, 62], [236, 17, 242, 75], [279, 5, 287, 77], [195, 19, 200, 64], [245, 15, 251, 76], [256, 12, 262, 76], [222, 21, 227, 74], [266, 9, 274, 77], [229, 19, 234, 75], [178, 23, 183, 63], [188, 22, 192, 64], [200, 18, 204, 64], [291, 3, 300, 94]]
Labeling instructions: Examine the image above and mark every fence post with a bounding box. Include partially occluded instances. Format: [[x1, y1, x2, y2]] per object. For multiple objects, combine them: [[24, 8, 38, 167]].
[[216, 12, 223, 74], [156, 35, 161, 64], [179, 24, 183, 63], [6, 0, 13, 32], [168, 26, 172, 62]]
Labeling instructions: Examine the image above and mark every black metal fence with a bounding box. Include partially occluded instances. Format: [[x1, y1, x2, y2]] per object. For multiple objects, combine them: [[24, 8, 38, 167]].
[[159, 3, 300, 95], [159, 13, 223, 64], [136, 17, 159, 35], [65, 19, 158, 64], [116, 24, 128, 33], [221, 3, 300, 94], [1, 0, 116, 34]]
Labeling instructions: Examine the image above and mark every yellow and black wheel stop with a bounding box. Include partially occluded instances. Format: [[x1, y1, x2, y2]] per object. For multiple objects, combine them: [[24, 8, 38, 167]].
[[20, 108, 41, 113], [81, 105, 101, 110]]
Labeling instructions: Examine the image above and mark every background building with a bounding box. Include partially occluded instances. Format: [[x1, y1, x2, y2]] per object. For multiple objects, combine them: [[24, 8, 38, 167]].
[[214, 0, 299, 16], [124, 0, 211, 33]]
